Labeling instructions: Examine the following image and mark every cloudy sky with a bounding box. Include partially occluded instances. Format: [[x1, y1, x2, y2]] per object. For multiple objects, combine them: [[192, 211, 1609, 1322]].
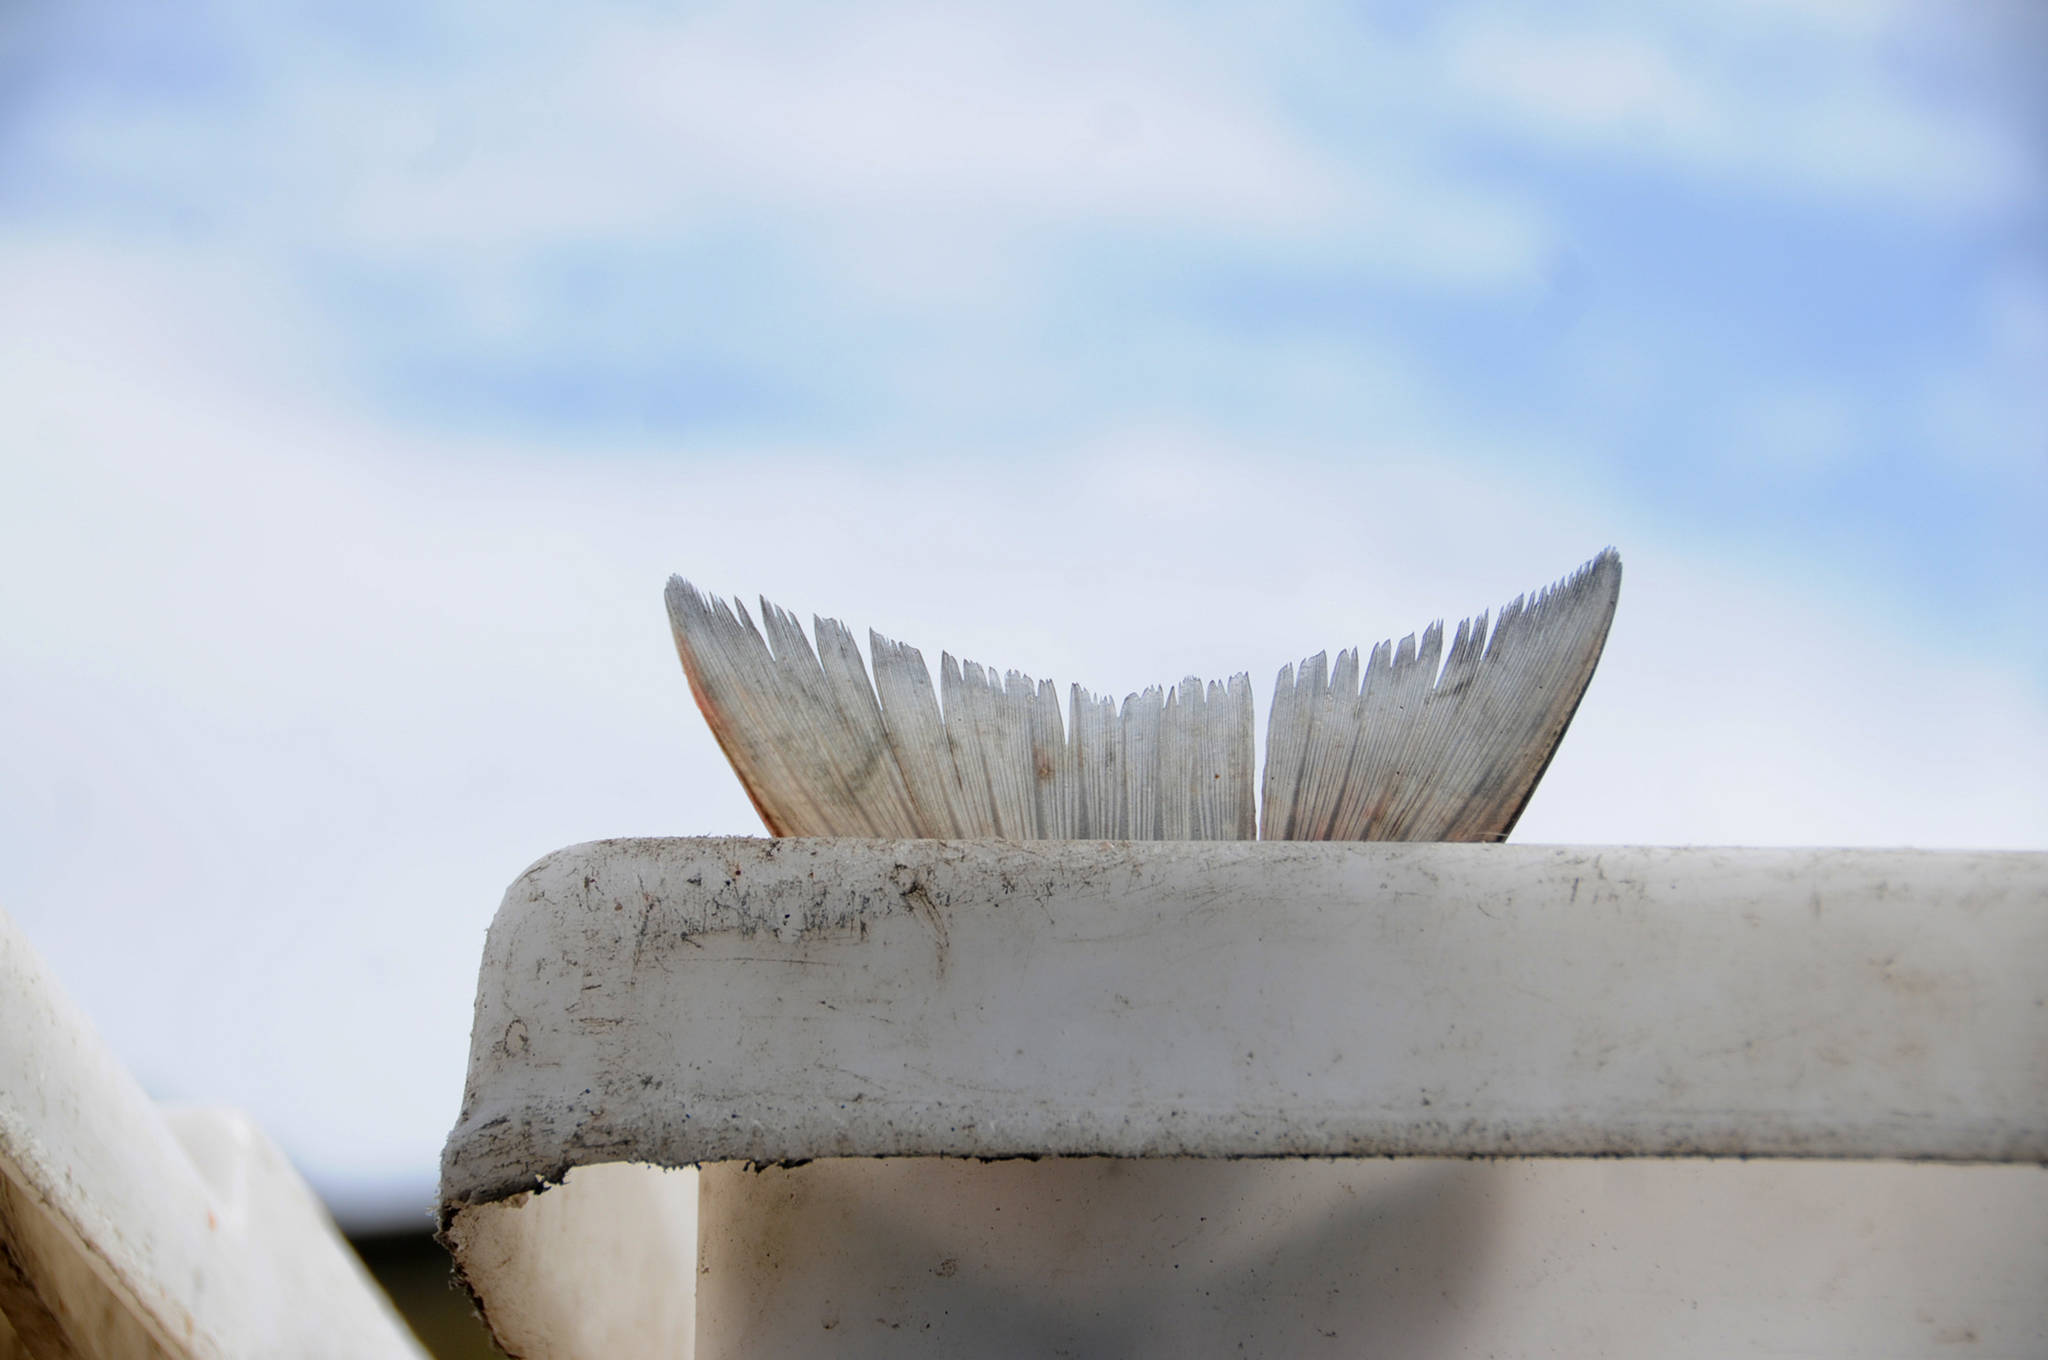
[[3, 0, 2043, 1227]]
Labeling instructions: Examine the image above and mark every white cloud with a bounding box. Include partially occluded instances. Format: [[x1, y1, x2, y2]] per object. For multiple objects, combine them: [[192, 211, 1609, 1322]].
[[595, 9, 1336, 223], [1448, 26, 1709, 138], [1435, 5, 2033, 211], [18, 1, 1554, 292]]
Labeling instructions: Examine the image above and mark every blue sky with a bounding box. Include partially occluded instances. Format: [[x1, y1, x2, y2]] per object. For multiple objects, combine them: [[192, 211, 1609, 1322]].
[[2, 0, 2043, 1225]]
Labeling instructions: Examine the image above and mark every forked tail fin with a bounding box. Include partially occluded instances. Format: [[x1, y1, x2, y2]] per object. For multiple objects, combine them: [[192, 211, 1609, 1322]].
[[666, 550, 1618, 842]]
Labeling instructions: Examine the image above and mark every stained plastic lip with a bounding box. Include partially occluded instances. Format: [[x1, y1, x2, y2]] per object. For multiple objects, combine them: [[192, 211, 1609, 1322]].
[[441, 834, 2047, 1212], [437, 834, 2048, 1358], [665, 548, 1621, 842]]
